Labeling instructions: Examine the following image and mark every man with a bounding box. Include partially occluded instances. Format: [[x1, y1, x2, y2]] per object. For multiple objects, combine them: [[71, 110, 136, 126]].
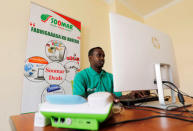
[[73, 47, 122, 98]]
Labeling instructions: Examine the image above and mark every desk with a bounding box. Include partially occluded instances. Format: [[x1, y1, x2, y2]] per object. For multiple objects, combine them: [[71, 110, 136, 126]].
[[11, 99, 193, 131]]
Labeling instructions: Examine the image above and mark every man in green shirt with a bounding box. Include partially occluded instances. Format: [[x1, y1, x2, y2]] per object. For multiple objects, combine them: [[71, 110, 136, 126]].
[[73, 47, 122, 98]]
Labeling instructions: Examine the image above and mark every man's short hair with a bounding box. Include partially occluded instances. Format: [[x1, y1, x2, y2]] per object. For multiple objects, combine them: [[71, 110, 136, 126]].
[[88, 47, 103, 56]]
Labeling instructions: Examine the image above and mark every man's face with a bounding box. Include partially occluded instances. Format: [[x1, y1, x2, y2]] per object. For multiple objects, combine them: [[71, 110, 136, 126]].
[[89, 49, 105, 69]]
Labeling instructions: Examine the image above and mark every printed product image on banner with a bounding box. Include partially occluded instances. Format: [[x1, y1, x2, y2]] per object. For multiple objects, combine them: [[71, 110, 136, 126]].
[[41, 84, 65, 103], [45, 40, 66, 62], [24, 56, 48, 81], [64, 60, 80, 82]]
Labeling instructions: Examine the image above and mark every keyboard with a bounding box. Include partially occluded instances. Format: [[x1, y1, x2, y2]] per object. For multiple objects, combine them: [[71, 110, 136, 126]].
[[119, 95, 164, 106]]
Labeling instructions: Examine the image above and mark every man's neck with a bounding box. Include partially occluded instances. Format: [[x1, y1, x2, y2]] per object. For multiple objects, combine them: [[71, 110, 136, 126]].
[[91, 66, 102, 73]]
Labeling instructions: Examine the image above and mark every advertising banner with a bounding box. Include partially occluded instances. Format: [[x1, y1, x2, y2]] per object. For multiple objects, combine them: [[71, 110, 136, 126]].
[[22, 3, 81, 113]]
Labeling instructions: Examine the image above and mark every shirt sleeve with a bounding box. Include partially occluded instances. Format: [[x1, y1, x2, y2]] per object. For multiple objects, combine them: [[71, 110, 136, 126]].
[[113, 91, 122, 97], [73, 72, 87, 98]]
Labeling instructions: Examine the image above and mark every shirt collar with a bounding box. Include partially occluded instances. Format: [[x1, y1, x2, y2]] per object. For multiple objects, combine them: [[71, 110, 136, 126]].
[[89, 67, 105, 77]]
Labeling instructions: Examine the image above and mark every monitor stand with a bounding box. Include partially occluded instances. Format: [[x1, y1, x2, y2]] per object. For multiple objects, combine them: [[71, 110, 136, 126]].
[[142, 64, 191, 110]]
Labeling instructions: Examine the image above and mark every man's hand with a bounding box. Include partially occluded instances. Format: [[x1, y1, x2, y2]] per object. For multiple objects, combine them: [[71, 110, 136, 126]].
[[111, 93, 120, 103], [128, 90, 150, 99]]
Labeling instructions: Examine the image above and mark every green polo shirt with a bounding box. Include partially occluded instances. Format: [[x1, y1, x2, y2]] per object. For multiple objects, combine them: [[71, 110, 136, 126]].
[[73, 67, 122, 98]]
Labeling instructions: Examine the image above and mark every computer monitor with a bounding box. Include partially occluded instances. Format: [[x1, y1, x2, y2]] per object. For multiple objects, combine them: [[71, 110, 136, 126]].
[[109, 13, 188, 110]]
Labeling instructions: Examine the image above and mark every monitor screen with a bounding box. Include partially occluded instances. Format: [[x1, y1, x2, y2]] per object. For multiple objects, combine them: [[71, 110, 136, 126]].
[[37, 68, 44, 78], [109, 13, 179, 92]]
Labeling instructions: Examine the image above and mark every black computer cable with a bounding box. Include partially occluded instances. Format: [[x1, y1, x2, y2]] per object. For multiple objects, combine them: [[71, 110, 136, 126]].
[[130, 103, 193, 117], [153, 80, 193, 117], [125, 106, 184, 116], [129, 105, 193, 119], [102, 81, 193, 128], [102, 104, 193, 129], [162, 83, 185, 105], [162, 82, 192, 104], [154, 80, 185, 105], [162, 81, 193, 99], [101, 100, 193, 128], [101, 114, 193, 128], [101, 81, 193, 128], [155, 81, 193, 115], [163, 83, 193, 115]]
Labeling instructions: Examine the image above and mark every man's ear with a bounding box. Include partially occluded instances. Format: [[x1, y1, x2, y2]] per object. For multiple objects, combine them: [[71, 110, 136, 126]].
[[88, 56, 92, 62]]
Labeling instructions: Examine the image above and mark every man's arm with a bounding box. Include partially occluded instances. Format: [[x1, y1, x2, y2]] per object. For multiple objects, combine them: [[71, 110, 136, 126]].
[[73, 72, 87, 98]]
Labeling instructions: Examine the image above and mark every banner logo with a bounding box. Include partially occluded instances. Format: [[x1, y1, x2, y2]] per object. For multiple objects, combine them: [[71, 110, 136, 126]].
[[41, 14, 52, 22], [41, 14, 73, 31]]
